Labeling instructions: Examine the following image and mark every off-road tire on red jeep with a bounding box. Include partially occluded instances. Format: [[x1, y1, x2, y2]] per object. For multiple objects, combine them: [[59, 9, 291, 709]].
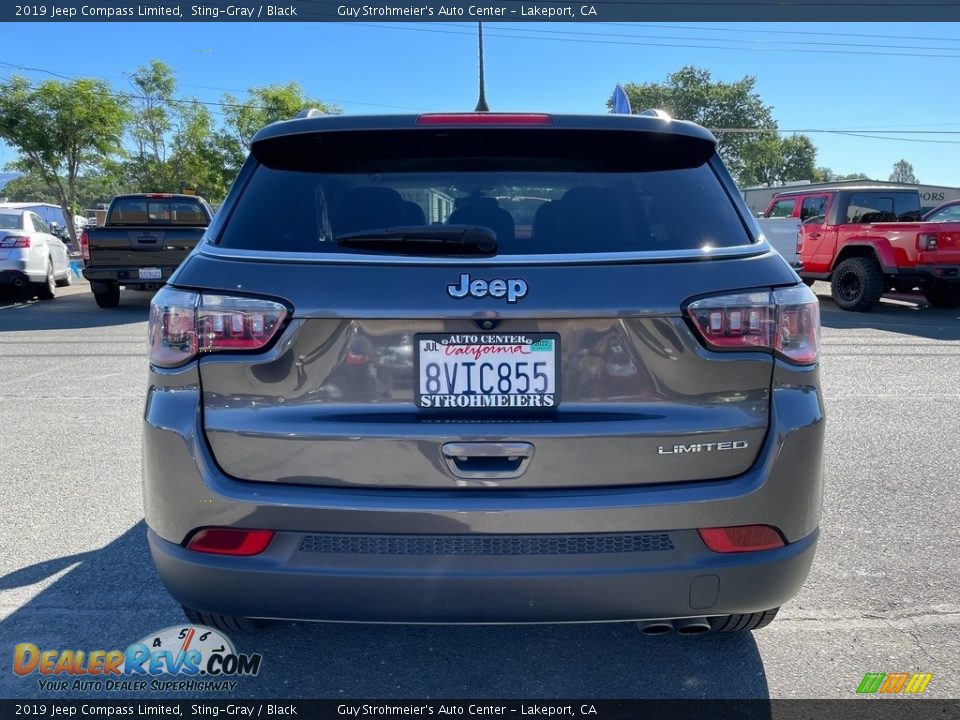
[[923, 282, 960, 309], [831, 257, 885, 312], [93, 284, 121, 308], [181, 606, 273, 633], [709, 607, 780, 632]]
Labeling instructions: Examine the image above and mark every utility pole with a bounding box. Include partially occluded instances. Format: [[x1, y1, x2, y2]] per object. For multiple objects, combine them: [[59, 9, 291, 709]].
[[475, 22, 489, 112]]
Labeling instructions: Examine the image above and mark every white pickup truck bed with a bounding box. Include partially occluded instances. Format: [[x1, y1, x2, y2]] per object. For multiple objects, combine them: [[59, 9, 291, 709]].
[[755, 217, 801, 266]]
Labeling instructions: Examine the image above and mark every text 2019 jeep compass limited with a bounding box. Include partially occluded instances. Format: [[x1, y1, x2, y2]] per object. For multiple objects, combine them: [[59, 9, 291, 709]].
[[144, 111, 824, 635]]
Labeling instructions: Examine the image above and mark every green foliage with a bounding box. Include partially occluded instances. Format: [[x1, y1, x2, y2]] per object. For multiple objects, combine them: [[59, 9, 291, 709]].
[[615, 67, 776, 184], [0, 75, 129, 240], [889, 159, 918, 184], [219, 82, 340, 170]]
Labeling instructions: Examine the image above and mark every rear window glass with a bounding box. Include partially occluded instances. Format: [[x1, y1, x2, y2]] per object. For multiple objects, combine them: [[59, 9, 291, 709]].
[[109, 197, 209, 226], [845, 193, 921, 223], [0, 213, 22, 230], [218, 163, 750, 255]]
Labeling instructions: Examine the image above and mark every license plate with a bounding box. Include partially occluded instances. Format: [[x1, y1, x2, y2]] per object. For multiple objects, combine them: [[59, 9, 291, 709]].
[[415, 333, 559, 410], [139, 267, 162, 280]]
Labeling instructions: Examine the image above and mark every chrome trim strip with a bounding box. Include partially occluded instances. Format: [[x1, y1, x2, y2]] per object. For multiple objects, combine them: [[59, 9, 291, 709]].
[[198, 241, 772, 266]]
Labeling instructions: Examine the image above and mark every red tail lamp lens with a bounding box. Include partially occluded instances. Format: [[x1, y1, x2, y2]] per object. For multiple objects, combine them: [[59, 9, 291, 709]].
[[186, 528, 275, 556], [698, 525, 785, 553]]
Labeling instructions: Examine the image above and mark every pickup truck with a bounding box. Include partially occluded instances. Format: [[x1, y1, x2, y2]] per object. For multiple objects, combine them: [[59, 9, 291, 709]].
[[80, 193, 212, 308], [763, 186, 960, 311], [754, 216, 801, 267]]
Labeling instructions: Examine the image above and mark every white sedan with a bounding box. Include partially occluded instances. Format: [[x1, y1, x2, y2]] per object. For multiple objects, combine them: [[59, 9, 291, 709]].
[[0, 209, 72, 299]]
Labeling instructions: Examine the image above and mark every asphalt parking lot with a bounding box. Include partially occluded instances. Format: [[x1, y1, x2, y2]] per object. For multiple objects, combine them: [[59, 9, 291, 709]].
[[1, 278, 958, 700]]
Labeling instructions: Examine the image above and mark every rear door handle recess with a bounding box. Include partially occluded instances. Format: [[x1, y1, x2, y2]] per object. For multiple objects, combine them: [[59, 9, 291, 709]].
[[441, 442, 534, 479]]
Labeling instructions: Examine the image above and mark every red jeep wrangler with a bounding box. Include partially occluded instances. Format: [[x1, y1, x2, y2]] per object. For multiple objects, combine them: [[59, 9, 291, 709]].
[[764, 186, 960, 311]]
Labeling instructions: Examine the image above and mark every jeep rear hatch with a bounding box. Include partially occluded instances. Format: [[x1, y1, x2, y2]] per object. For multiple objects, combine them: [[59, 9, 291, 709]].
[[178, 119, 808, 489]]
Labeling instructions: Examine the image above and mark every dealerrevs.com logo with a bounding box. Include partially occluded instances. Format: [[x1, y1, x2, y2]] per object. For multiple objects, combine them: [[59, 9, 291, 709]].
[[12, 625, 262, 692]]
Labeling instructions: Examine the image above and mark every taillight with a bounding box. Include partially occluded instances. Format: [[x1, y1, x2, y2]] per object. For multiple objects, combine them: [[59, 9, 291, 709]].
[[79, 231, 90, 261], [699, 525, 785, 553], [0, 235, 31, 248], [416, 113, 553, 125], [796, 227, 804, 255], [918, 232, 939, 251], [149, 286, 287, 368], [186, 528, 275, 556], [686, 284, 820, 364]]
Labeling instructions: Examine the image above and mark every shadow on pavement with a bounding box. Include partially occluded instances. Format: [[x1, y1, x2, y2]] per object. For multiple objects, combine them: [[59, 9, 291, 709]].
[[0, 522, 771, 702], [816, 292, 960, 341], [0, 288, 151, 331]]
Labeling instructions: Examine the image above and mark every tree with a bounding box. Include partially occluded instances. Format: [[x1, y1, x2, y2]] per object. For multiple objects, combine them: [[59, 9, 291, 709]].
[[219, 83, 339, 171], [0, 76, 129, 241], [168, 100, 232, 201], [613, 67, 777, 184], [125, 60, 177, 191], [889, 159, 918, 184], [740, 134, 819, 186]]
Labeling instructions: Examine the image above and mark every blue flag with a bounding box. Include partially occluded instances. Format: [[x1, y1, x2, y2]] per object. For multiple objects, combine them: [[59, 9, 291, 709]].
[[612, 84, 632, 115]]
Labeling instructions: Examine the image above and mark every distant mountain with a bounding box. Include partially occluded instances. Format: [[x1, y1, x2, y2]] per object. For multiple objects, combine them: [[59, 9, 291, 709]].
[[0, 172, 21, 191]]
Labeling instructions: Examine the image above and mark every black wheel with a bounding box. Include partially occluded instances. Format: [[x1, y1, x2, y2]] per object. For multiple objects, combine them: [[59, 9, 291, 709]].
[[709, 608, 780, 632], [923, 282, 960, 309], [181, 606, 273, 633], [830, 257, 885, 312], [35, 261, 56, 300], [93, 284, 120, 308], [55, 267, 73, 287]]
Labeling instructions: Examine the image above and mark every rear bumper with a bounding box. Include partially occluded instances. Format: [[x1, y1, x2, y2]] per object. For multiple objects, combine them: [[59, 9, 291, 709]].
[[0, 269, 30, 287], [148, 527, 818, 623], [143, 359, 824, 623], [82, 265, 175, 286], [913, 264, 960, 281]]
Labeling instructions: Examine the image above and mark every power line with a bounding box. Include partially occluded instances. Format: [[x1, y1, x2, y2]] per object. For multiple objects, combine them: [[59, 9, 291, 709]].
[[610, 22, 960, 44], [0, 60, 423, 113], [3, 60, 960, 145], [346, 22, 960, 60], [462, 22, 960, 54]]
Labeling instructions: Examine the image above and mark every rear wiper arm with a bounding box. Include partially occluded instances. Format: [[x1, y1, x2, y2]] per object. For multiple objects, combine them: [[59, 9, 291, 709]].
[[335, 225, 498, 256]]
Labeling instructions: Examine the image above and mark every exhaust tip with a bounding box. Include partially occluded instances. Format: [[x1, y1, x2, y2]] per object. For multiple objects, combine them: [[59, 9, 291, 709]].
[[638, 621, 674, 636], [674, 617, 712, 635]]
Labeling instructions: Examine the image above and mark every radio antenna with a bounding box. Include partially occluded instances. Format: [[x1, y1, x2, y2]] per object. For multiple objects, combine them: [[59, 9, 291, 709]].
[[475, 22, 490, 112]]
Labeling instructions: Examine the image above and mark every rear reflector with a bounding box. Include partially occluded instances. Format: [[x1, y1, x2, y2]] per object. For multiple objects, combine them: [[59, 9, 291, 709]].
[[79, 231, 90, 261], [416, 113, 553, 126], [186, 528, 275, 556], [698, 525, 785, 553]]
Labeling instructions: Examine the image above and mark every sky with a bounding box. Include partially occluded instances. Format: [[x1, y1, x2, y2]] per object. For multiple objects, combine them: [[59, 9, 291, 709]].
[[1, 21, 959, 187]]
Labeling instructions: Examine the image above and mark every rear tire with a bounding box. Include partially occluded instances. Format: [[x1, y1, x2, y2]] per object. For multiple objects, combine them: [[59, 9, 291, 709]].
[[709, 608, 780, 632], [830, 257, 884, 311], [181, 606, 273, 633], [923, 282, 960, 309], [93, 284, 120, 308], [36, 261, 55, 300]]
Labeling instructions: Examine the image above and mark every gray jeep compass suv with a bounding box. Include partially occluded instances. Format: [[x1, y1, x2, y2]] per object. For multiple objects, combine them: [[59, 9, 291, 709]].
[[144, 111, 824, 635]]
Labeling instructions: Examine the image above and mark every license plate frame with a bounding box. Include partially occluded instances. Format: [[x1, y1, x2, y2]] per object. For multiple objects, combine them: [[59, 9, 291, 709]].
[[414, 332, 560, 411], [138, 267, 162, 280]]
